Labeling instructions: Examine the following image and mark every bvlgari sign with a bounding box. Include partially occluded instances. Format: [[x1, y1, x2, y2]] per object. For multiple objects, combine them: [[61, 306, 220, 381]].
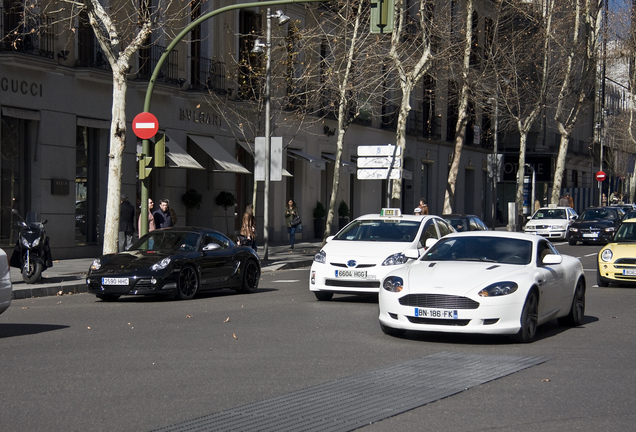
[[179, 108, 222, 127]]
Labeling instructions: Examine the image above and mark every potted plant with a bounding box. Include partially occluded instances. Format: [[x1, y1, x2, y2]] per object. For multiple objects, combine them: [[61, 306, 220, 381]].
[[181, 188, 203, 210], [338, 200, 350, 230], [214, 191, 236, 235], [313, 201, 326, 239]]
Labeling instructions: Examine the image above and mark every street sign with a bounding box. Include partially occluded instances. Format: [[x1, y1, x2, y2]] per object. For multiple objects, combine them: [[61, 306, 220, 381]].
[[596, 171, 606, 182], [357, 144, 401, 157], [357, 169, 401, 180], [357, 156, 401, 169], [132, 112, 159, 139]]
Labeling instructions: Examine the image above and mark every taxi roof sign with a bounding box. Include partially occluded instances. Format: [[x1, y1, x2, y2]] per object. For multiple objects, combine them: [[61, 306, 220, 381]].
[[380, 208, 402, 217]]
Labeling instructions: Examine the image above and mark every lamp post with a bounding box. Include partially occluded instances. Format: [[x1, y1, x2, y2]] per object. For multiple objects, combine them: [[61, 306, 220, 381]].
[[252, 9, 289, 260], [488, 97, 498, 230]]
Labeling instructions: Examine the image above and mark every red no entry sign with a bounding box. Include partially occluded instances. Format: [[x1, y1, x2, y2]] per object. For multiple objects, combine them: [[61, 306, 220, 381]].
[[596, 171, 606, 182], [132, 112, 159, 139]]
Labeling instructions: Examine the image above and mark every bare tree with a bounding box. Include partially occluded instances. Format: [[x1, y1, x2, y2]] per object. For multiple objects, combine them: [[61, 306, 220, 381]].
[[549, 0, 602, 204]]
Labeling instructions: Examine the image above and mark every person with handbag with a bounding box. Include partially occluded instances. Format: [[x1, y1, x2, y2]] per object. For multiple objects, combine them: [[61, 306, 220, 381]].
[[285, 199, 300, 250], [240, 204, 257, 251]]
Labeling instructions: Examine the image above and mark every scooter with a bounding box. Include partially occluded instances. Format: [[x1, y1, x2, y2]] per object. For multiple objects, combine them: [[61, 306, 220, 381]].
[[10, 209, 53, 283]]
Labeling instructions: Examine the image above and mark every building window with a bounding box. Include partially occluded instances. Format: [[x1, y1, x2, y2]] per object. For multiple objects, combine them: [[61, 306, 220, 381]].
[[76, 126, 100, 244]]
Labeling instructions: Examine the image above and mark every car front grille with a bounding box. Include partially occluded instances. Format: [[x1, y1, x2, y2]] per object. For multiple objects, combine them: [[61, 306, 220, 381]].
[[330, 262, 376, 269], [406, 316, 471, 326], [325, 279, 381, 288], [614, 258, 636, 266], [399, 294, 480, 309]]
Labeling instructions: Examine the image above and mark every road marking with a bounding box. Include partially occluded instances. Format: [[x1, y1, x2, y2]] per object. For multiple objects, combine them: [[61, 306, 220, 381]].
[[272, 280, 300, 283]]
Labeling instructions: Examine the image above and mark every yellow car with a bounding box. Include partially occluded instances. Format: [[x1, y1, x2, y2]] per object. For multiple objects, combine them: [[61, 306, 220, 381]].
[[597, 218, 636, 287]]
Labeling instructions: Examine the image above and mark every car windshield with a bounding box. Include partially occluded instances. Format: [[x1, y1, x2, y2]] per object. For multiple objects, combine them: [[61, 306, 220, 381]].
[[333, 219, 421, 242], [532, 209, 566, 220], [580, 209, 618, 221], [613, 223, 636, 242], [131, 231, 202, 252], [445, 217, 467, 232], [422, 236, 533, 265]]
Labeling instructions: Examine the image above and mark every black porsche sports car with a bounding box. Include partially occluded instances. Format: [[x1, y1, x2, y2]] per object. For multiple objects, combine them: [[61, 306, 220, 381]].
[[86, 227, 260, 301]]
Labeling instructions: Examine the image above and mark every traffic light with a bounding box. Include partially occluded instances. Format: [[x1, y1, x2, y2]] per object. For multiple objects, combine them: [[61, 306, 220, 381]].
[[138, 152, 152, 180], [370, 0, 394, 34], [154, 133, 166, 168]]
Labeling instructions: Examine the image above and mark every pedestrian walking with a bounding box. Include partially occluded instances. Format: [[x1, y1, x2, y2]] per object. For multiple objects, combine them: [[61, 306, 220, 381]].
[[285, 199, 300, 250], [417, 198, 429, 215], [153, 199, 173, 228], [166, 199, 178, 226], [119, 194, 135, 251], [240, 204, 257, 251], [138, 198, 156, 236]]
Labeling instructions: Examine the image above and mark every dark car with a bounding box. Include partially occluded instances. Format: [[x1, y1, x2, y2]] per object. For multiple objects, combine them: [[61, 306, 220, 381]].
[[568, 207, 623, 245], [442, 214, 488, 232], [623, 210, 636, 220], [86, 227, 260, 301]]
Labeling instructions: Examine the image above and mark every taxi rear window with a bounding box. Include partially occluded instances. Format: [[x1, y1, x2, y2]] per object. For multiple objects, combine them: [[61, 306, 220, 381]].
[[333, 220, 421, 242]]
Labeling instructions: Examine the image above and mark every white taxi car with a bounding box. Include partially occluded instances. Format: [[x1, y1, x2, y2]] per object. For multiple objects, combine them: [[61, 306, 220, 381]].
[[524, 206, 578, 241], [310, 209, 455, 301]]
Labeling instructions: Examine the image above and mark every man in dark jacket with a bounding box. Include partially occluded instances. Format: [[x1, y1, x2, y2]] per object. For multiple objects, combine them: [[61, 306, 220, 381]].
[[153, 199, 172, 229], [119, 194, 136, 251]]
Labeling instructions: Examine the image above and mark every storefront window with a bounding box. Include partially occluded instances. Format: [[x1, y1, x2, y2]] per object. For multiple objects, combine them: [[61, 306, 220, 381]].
[[0, 116, 29, 247], [76, 126, 99, 244]]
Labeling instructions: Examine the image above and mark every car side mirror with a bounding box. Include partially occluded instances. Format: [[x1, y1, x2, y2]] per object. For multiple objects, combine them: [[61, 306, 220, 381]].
[[542, 254, 562, 265], [203, 243, 221, 251], [404, 249, 419, 259], [425, 238, 438, 249], [42, 219, 47, 224]]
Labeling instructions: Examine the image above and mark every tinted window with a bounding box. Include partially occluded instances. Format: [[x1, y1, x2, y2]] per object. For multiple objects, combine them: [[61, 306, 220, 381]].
[[423, 236, 532, 265]]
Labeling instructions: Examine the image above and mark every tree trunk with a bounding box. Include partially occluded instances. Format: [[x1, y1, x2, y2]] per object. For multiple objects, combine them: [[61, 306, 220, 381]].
[[102, 70, 128, 254]]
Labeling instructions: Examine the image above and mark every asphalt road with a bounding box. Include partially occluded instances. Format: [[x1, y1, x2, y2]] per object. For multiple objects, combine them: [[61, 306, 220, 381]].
[[1, 242, 635, 432]]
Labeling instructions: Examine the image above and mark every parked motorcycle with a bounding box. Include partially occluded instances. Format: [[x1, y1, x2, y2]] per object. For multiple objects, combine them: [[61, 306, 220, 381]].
[[10, 209, 53, 283]]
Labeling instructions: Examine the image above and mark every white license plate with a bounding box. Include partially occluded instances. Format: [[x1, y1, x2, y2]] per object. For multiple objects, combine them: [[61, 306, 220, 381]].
[[102, 277, 129, 286], [335, 270, 367, 278], [414, 308, 458, 319], [583, 233, 598, 238], [537, 230, 550, 235], [623, 269, 636, 276]]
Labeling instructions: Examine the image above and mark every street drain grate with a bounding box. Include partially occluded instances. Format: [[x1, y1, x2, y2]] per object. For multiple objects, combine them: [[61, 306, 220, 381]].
[[152, 352, 547, 432]]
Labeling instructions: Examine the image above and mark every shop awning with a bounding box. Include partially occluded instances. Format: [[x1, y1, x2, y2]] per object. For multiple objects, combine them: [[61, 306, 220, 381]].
[[161, 136, 205, 170], [287, 149, 326, 170], [188, 135, 251, 174], [321, 153, 357, 168]]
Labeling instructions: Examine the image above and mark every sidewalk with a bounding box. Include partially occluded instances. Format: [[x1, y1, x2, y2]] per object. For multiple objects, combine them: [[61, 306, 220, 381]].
[[10, 241, 323, 300]]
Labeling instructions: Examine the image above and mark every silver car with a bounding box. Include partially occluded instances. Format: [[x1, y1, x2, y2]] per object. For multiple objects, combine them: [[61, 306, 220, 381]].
[[524, 207, 578, 241], [0, 249, 12, 315]]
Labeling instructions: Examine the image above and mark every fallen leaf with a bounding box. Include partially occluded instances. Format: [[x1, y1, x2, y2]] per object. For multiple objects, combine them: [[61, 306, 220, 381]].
[[223, 317, 230, 323], [233, 333, 238, 340], [57, 291, 63, 296], [87, 326, 91, 330], [21, 307, 29, 310], [186, 315, 193, 319], [542, 378, 551, 382]]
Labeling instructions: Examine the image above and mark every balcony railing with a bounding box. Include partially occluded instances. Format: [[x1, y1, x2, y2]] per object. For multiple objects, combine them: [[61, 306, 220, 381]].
[[0, 9, 54, 59], [76, 39, 111, 71], [138, 44, 179, 85], [190, 57, 227, 94]]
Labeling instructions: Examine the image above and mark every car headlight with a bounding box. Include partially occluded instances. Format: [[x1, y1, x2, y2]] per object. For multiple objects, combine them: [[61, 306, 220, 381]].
[[604, 227, 616, 233], [600, 249, 613, 262], [569, 227, 579, 232], [525, 225, 536, 230], [383, 276, 404, 292], [551, 225, 565, 230], [151, 257, 171, 271], [478, 281, 518, 297], [90, 258, 101, 271], [32, 237, 41, 247], [382, 253, 408, 266], [314, 250, 326, 264], [20, 237, 30, 248]]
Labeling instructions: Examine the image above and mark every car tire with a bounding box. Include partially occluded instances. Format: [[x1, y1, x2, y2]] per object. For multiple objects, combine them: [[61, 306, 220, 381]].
[[96, 294, 120, 302], [596, 268, 609, 287], [558, 278, 585, 327], [240, 260, 260, 294], [513, 290, 538, 343], [314, 291, 334, 301], [380, 322, 406, 337], [176, 266, 199, 300], [568, 238, 577, 246]]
